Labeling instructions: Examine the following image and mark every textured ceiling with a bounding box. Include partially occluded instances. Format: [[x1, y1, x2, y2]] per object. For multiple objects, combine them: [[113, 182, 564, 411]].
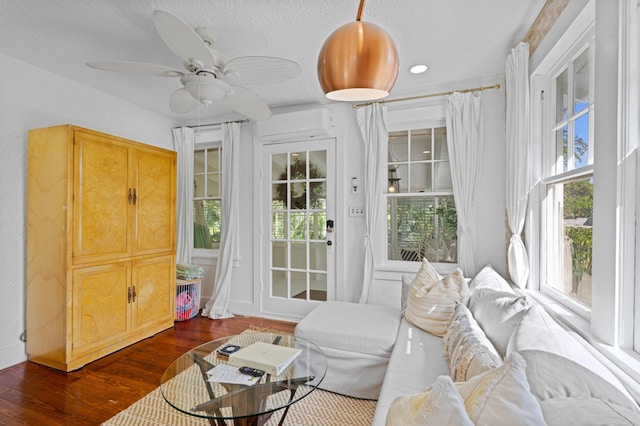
[[0, 0, 545, 123]]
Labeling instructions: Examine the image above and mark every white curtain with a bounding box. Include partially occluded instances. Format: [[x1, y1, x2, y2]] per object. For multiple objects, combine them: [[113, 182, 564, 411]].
[[505, 42, 531, 289], [202, 122, 240, 319], [172, 127, 195, 264], [446, 92, 484, 277], [356, 103, 388, 303]]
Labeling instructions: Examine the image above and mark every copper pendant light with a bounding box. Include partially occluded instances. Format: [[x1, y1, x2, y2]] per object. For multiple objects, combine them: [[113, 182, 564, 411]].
[[317, 0, 399, 101]]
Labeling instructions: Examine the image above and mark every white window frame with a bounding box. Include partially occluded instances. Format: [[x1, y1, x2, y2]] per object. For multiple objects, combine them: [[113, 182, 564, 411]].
[[539, 40, 595, 319], [192, 128, 223, 259], [529, 0, 640, 383], [377, 103, 458, 275]]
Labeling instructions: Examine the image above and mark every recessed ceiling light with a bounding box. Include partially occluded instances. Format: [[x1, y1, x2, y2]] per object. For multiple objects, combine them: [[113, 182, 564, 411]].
[[410, 64, 428, 74]]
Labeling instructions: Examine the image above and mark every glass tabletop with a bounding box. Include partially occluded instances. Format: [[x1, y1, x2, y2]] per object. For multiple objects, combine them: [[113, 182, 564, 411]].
[[160, 331, 327, 424]]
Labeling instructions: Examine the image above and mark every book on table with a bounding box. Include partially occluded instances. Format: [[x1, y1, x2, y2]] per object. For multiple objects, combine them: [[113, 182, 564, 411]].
[[227, 341, 302, 376]]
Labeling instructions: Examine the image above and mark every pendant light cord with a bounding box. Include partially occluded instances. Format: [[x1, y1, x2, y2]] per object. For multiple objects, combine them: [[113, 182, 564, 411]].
[[356, 0, 365, 21]]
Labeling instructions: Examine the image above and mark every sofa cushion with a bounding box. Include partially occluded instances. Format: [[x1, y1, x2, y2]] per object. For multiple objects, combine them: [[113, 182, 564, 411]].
[[519, 349, 639, 411], [404, 262, 468, 337], [468, 288, 532, 357], [371, 318, 450, 426], [455, 352, 546, 426], [468, 264, 515, 294], [539, 397, 640, 426], [386, 375, 473, 426], [444, 303, 502, 382], [295, 301, 400, 357], [508, 305, 636, 403], [295, 301, 402, 400]]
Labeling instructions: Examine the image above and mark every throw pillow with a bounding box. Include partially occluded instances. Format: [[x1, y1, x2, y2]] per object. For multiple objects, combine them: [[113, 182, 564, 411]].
[[468, 264, 515, 294], [386, 375, 473, 426], [507, 305, 635, 403], [412, 257, 443, 290], [455, 352, 546, 426], [468, 288, 532, 357], [400, 274, 413, 314], [539, 397, 640, 426], [444, 303, 502, 382], [519, 349, 638, 411], [404, 263, 468, 336]]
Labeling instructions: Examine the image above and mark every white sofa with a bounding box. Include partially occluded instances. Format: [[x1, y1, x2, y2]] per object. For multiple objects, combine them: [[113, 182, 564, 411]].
[[296, 264, 640, 425], [372, 265, 640, 425]]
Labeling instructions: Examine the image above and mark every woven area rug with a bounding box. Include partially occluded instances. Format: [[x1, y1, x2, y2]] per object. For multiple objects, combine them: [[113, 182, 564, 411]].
[[102, 385, 376, 426], [102, 328, 376, 426]]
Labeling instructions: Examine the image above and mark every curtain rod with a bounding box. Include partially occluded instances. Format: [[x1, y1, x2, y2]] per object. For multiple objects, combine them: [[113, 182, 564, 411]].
[[351, 83, 501, 108], [174, 118, 249, 129]]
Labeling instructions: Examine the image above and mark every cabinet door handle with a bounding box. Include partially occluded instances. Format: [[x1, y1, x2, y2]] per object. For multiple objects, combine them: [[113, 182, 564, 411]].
[[127, 286, 132, 303], [132, 285, 137, 302], [133, 188, 137, 205], [128, 188, 133, 205]]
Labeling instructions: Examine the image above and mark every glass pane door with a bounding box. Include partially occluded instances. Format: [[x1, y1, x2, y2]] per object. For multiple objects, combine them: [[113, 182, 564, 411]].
[[262, 139, 335, 319]]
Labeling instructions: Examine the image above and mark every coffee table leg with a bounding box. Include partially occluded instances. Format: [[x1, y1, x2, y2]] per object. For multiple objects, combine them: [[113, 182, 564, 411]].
[[192, 376, 315, 426], [188, 352, 228, 426]]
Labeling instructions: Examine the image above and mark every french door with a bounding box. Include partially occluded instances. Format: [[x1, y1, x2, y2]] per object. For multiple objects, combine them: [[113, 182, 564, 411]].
[[260, 139, 335, 319]]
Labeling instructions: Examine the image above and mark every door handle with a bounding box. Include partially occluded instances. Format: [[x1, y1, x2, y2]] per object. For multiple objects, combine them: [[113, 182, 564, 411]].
[[326, 219, 334, 233]]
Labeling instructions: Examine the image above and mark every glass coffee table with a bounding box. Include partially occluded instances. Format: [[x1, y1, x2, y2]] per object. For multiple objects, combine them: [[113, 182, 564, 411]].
[[160, 331, 327, 426]]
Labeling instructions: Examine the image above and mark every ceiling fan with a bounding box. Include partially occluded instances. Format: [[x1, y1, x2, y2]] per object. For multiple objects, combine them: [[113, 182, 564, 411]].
[[86, 10, 301, 121]]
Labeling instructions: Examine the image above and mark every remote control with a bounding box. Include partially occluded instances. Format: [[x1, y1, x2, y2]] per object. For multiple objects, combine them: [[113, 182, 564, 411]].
[[239, 366, 265, 377]]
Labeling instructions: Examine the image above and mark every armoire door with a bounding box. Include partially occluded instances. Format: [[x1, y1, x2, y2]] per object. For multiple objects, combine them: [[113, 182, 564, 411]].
[[131, 254, 175, 331], [131, 147, 176, 256], [72, 131, 131, 264], [71, 262, 130, 357]]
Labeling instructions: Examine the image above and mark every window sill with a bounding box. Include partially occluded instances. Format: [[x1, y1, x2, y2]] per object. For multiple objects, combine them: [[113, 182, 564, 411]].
[[527, 290, 640, 400], [376, 260, 459, 275], [192, 249, 219, 259]]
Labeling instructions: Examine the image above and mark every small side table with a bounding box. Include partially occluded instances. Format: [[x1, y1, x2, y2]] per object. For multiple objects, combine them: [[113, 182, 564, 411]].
[[176, 278, 201, 321]]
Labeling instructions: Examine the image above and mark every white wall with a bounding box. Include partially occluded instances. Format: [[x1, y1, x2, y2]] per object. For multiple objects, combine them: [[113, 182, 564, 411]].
[[0, 52, 176, 370]]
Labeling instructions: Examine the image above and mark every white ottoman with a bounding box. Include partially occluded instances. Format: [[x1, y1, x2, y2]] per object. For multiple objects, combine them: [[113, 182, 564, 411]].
[[294, 301, 402, 399]]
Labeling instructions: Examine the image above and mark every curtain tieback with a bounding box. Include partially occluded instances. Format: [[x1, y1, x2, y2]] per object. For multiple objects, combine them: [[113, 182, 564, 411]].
[[509, 234, 524, 244]]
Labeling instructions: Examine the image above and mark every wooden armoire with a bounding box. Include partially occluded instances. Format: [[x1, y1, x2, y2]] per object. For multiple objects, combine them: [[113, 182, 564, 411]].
[[27, 124, 177, 371]]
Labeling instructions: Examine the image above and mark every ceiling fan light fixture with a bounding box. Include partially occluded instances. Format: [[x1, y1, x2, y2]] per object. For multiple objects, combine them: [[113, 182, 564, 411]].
[[180, 74, 231, 103], [317, 1, 399, 102]]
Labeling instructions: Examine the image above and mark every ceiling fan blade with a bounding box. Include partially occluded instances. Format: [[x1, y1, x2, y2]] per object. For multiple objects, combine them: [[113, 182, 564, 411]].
[[86, 61, 184, 77], [223, 86, 272, 121], [153, 10, 216, 69], [169, 88, 201, 113], [223, 57, 301, 86]]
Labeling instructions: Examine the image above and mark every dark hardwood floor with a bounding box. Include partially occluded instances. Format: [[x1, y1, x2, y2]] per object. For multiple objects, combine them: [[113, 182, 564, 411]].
[[0, 314, 297, 425]]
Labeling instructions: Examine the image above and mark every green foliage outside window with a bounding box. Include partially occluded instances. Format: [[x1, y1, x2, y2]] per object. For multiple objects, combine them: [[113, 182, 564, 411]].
[[563, 179, 593, 297], [388, 196, 457, 263], [194, 200, 221, 249]]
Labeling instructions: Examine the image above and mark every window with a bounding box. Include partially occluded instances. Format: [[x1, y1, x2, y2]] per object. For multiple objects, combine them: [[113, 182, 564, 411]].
[[542, 46, 594, 311], [193, 145, 222, 249], [387, 127, 457, 263]]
